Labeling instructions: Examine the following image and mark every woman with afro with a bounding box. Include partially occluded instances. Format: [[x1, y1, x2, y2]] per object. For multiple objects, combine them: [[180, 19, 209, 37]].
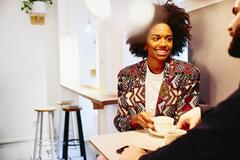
[[114, 0, 200, 132]]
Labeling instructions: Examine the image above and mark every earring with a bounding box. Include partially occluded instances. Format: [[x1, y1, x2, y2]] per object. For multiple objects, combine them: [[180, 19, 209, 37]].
[[144, 46, 147, 51]]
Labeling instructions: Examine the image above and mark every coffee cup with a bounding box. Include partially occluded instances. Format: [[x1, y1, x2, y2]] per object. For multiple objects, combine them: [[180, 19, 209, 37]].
[[153, 116, 174, 133], [164, 129, 187, 145]]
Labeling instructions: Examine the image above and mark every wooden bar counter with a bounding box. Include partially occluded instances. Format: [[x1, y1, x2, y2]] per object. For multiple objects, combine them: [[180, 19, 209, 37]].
[[60, 81, 118, 109]]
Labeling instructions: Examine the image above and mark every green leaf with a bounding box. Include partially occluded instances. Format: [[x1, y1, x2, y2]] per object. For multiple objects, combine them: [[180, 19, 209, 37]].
[[21, 0, 53, 13]]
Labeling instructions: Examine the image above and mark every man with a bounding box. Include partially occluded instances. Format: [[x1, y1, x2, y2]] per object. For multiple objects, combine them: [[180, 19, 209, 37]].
[[118, 0, 240, 159]]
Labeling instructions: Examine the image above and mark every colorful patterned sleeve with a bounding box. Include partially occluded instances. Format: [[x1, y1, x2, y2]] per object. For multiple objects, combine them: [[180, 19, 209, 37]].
[[175, 65, 201, 120], [113, 71, 135, 132]]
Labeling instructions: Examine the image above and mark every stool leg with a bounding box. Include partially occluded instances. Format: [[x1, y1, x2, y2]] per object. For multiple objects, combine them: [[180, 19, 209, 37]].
[[76, 111, 86, 160], [49, 112, 55, 160], [62, 111, 69, 160], [71, 112, 78, 146], [39, 112, 44, 159], [52, 111, 57, 140], [33, 112, 40, 160], [57, 108, 63, 158]]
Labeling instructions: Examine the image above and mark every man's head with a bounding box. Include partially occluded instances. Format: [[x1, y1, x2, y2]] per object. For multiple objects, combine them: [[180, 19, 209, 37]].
[[228, 0, 240, 58]]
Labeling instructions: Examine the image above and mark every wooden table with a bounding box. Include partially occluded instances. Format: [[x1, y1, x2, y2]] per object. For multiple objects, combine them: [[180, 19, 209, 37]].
[[89, 130, 166, 160]]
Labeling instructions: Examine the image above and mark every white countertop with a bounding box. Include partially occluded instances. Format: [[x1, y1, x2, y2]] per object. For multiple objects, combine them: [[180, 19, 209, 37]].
[[90, 130, 166, 160]]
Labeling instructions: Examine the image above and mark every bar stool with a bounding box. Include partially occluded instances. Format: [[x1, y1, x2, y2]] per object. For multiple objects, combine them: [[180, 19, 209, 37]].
[[62, 105, 86, 160], [33, 107, 56, 160], [56, 101, 75, 141], [56, 100, 79, 157]]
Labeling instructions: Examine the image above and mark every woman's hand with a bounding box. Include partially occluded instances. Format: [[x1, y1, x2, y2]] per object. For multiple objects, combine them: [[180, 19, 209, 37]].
[[118, 145, 147, 160], [177, 107, 201, 130], [131, 112, 154, 129]]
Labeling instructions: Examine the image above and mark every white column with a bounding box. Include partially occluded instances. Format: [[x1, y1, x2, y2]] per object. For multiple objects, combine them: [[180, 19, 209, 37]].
[[97, 23, 124, 134]]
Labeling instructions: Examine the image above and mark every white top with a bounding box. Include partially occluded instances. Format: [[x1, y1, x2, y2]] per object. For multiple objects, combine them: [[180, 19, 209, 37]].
[[145, 65, 164, 115]]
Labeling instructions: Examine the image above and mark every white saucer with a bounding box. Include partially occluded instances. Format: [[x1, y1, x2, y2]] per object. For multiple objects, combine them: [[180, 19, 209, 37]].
[[147, 125, 177, 137], [148, 128, 166, 137]]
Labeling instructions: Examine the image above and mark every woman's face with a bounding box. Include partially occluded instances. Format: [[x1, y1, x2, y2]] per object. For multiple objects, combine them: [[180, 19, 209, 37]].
[[145, 23, 173, 62]]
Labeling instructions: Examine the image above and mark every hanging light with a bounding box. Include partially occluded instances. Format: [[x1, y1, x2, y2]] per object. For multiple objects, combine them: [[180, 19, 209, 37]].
[[85, 10, 93, 32], [127, 0, 154, 33]]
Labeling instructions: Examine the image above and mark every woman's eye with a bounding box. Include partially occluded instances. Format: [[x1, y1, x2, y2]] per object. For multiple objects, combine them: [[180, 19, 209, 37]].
[[152, 37, 159, 41], [166, 37, 172, 42]]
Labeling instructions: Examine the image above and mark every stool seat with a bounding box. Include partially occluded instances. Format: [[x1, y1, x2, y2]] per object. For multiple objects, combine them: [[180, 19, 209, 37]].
[[56, 101, 74, 106], [63, 106, 82, 112], [34, 107, 56, 112]]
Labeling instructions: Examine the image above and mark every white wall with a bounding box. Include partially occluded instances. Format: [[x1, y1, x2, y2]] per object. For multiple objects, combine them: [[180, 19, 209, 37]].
[[0, 0, 59, 143], [189, 0, 240, 105]]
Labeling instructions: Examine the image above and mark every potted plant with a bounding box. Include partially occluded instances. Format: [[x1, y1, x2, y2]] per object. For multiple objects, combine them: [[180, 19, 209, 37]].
[[21, 0, 53, 14]]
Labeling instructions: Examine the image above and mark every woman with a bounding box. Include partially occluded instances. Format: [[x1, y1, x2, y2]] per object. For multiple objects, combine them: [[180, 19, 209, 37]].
[[114, 1, 200, 132]]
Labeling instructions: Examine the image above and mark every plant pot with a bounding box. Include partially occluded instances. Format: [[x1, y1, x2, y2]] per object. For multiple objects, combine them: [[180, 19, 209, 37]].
[[31, 1, 47, 14]]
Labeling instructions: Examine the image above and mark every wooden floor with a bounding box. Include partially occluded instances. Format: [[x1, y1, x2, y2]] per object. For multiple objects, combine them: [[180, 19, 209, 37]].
[[0, 140, 98, 160]]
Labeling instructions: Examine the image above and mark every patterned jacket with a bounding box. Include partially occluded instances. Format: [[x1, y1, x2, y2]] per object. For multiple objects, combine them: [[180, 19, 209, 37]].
[[114, 58, 200, 132]]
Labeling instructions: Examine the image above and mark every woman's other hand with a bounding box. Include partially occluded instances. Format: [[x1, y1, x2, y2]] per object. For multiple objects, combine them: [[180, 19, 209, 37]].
[[177, 107, 201, 130]]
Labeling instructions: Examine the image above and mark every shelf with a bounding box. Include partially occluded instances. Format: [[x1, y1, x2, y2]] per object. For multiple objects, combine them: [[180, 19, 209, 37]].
[[60, 81, 118, 109]]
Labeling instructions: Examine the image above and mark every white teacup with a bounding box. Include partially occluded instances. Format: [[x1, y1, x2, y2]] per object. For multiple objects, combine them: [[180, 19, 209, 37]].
[[164, 129, 187, 145], [153, 116, 174, 133]]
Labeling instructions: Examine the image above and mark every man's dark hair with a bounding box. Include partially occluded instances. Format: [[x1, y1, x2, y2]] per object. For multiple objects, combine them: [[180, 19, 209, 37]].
[[126, 0, 191, 58]]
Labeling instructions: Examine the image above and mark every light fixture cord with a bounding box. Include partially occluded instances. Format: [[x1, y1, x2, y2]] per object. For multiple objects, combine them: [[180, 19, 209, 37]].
[[87, 9, 91, 24]]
